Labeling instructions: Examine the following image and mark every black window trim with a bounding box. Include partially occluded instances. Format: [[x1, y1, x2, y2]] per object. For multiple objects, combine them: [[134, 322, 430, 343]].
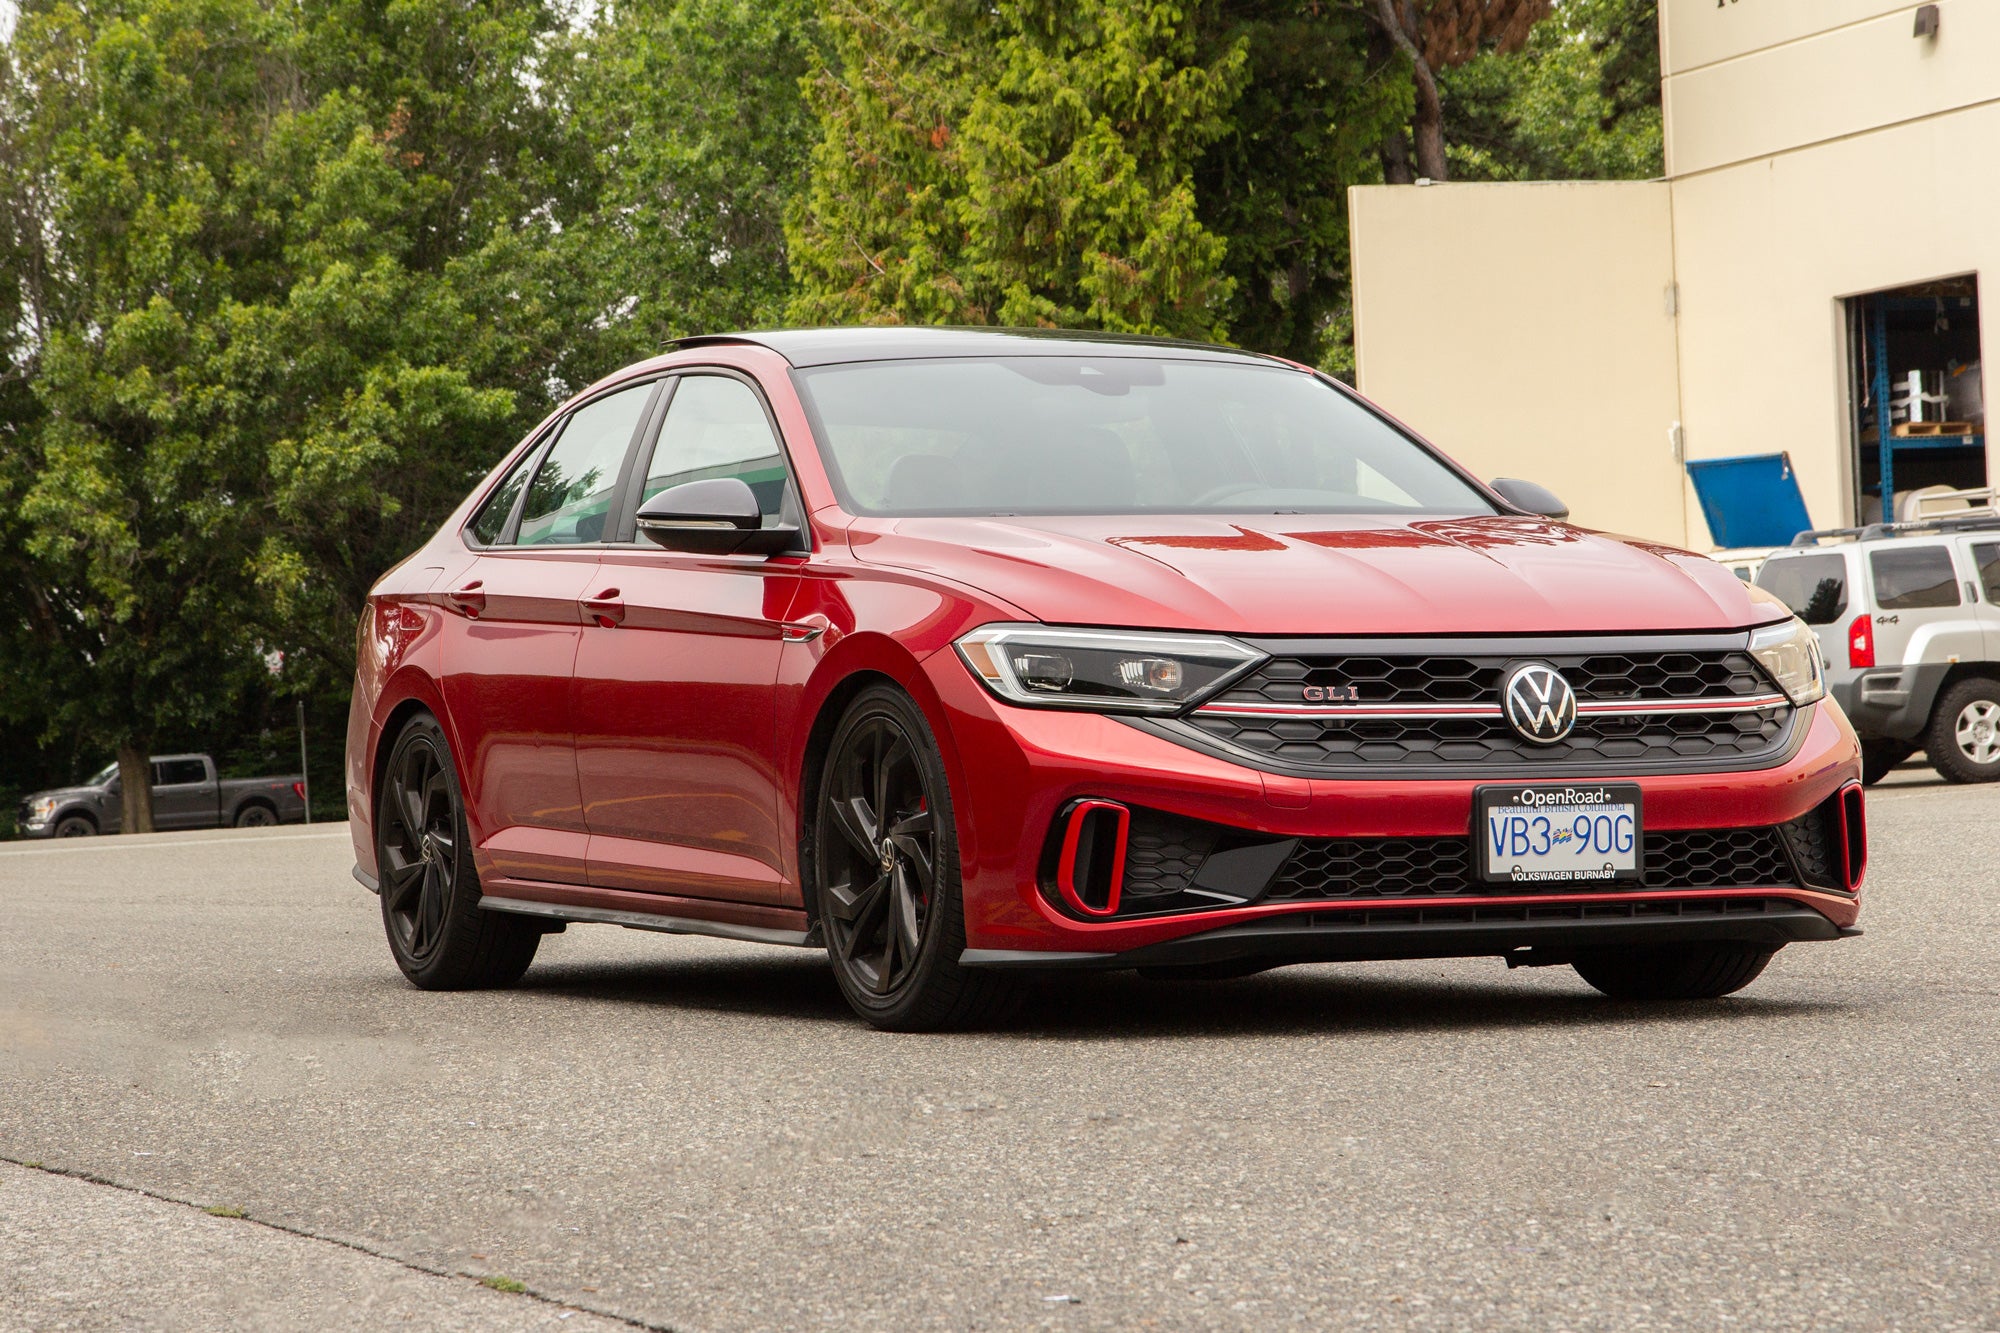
[[607, 364, 813, 555]]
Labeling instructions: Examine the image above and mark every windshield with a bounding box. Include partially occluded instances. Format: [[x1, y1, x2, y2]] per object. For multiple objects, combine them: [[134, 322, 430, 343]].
[[793, 356, 1495, 517], [89, 762, 118, 785]]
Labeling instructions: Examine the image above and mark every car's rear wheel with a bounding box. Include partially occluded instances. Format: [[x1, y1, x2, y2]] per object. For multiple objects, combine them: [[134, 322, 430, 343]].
[[377, 713, 540, 989], [1925, 678, 2000, 784], [55, 815, 95, 837], [813, 685, 1018, 1031], [1859, 740, 1914, 786], [234, 802, 277, 828], [1571, 943, 1777, 1000]]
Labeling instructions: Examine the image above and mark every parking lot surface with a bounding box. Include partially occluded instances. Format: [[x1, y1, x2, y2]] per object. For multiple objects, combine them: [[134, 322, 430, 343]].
[[1, 770, 1996, 1331]]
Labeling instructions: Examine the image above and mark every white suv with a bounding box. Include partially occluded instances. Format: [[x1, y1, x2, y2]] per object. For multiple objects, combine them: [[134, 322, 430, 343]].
[[1757, 517, 2000, 784]]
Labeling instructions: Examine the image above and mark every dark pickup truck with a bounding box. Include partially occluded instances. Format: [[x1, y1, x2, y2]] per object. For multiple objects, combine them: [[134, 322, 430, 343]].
[[16, 754, 307, 837]]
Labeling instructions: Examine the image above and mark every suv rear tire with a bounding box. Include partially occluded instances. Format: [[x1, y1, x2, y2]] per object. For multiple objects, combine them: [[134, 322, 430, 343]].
[[1572, 943, 1777, 1000], [1925, 677, 2000, 784]]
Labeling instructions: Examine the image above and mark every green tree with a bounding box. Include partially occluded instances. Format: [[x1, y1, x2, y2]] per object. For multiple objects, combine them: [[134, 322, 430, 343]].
[[1441, 0, 1662, 182], [789, 0, 1247, 339], [1361, 0, 1554, 182]]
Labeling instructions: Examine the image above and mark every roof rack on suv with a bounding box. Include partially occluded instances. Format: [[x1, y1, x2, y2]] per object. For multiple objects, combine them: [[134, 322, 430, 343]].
[[1791, 513, 2000, 546]]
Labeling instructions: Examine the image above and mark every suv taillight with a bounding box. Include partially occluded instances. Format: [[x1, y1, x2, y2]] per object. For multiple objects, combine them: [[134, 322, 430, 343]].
[[1847, 615, 1874, 669]]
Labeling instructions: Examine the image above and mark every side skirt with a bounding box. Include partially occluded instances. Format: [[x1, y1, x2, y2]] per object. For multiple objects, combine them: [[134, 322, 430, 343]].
[[479, 895, 814, 949]]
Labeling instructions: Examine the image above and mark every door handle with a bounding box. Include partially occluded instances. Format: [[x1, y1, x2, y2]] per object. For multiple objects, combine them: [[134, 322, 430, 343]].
[[582, 588, 626, 628], [445, 580, 486, 617]]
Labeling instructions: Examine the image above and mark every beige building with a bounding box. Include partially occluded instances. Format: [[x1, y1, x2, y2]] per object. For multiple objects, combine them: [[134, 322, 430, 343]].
[[1350, 0, 1999, 549]]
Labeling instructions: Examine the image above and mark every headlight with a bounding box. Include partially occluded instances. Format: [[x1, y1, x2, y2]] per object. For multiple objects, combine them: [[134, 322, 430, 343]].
[[954, 624, 1266, 714], [26, 797, 56, 822], [1749, 618, 1825, 706]]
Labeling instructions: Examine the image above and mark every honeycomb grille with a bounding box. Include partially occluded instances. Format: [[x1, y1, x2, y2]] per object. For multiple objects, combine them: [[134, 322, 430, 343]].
[[1266, 826, 1800, 901], [1214, 651, 1770, 708], [1121, 809, 1219, 900]]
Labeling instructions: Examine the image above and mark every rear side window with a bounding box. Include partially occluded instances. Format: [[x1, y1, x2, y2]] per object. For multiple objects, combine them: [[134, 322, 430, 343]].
[[517, 383, 656, 546], [1756, 555, 1848, 624], [467, 445, 539, 546], [1870, 546, 1960, 610], [635, 376, 791, 525], [1972, 542, 2000, 602], [153, 759, 206, 786]]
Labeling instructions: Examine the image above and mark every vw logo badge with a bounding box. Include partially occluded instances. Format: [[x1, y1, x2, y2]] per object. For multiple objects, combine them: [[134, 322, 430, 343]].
[[1501, 662, 1577, 745]]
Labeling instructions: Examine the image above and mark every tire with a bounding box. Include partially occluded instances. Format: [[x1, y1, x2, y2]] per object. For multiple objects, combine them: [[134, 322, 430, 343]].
[[1924, 677, 2000, 784], [234, 802, 277, 828], [54, 815, 96, 838], [376, 713, 540, 989], [1571, 943, 1778, 1001], [811, 684, 1019, 1031], [1859, 740, 1915, 786]]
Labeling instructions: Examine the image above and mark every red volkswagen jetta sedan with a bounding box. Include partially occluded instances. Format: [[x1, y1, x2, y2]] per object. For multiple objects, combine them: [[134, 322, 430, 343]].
[[345, 329, 1864, 1030]]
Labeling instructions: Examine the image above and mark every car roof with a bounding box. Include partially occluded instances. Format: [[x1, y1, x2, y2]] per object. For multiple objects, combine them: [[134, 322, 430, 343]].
[[664, 326, 1283, 369]]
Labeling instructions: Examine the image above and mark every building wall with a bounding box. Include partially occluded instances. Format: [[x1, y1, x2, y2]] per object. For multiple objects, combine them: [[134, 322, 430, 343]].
[[1670, 99, 2000, 540], [1663, 0, 2000, 176], [1349, 181, 1687, 544], [1350, 0, 2000, 550]]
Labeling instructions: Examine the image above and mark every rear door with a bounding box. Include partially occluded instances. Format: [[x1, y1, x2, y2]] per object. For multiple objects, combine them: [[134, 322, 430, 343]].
[[574, 372, 806, 904], [440, 379, 661, 886], [150, 757, 215, 829], [1865, 543, 1981, 669]]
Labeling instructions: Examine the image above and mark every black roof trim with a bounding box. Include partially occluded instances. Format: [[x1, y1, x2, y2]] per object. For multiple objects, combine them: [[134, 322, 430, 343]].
[[661, 326, 1279, 369]]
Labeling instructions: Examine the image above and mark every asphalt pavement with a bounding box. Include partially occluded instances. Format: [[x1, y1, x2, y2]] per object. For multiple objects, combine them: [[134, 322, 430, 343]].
[[1, 767, 1996, 1331]]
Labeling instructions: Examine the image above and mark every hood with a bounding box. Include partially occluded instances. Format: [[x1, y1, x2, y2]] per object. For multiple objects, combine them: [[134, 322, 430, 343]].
[[846, 514, 1773, 637], [22, 784, 101, 805]]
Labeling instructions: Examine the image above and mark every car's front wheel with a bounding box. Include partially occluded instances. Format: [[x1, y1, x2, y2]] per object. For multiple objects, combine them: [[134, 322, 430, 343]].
[[1571, 943, 1777, 1000], [812, 685, 1018, 1031], [377, 713, 540, 989], [54, 815, 95, 837]]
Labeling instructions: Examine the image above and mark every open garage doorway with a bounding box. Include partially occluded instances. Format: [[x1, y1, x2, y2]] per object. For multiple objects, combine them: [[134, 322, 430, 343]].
[[1848, 277, 1986, 525]]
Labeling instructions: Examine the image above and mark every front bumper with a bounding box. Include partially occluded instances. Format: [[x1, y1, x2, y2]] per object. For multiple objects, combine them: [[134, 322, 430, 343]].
[[926, 655, 1863, 966]]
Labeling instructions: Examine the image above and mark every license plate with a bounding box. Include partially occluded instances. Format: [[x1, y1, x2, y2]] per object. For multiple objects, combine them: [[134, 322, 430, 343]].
[[1476, 784, 1642, 885]]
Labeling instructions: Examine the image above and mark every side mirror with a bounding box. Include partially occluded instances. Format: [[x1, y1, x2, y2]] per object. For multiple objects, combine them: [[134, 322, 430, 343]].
[[636, 478, 800, 556], [1489, 477, 1570, 520]]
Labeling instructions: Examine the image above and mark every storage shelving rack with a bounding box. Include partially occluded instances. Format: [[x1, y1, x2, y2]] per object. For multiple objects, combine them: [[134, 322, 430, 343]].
[[1863, 295, 1983, 510]]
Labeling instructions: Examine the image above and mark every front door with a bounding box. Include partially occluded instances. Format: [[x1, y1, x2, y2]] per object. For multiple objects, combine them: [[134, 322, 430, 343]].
[[439, 378, 659, 886], [575, 373, 806, 904]]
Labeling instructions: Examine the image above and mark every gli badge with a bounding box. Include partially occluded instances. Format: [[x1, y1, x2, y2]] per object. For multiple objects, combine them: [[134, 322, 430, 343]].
[[1501, 662, 1577, 745]]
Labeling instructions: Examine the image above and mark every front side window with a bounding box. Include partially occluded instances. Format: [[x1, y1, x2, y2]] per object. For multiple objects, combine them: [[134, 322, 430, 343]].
[[635, 375, 792, 526], [1756, 554, 1848, 624], [517, 383, 656, 546], [792, 356, 1495, 517], [1870, 546, 1960, 610]]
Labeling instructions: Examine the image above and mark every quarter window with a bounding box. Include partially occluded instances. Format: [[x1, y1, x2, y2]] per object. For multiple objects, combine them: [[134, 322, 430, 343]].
[[517, 383, 656, 546], [1756, 555, 1848, 625], [635, 376, 791, 526], [1869, 546, 1960, 610], [467, 443, 539, 546], [1971, 542, 2000, 603]]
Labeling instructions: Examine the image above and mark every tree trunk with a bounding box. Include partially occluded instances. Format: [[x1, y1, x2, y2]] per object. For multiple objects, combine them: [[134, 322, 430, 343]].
[[1409, 53, 1448, 181], [1380, 128, 1415, 185], [117, 744, 155, 835]]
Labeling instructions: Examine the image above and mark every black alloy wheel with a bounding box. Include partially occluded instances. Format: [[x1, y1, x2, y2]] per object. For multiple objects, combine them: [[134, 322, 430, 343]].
[[813, 686, 1018, 1030], [376, 713, 540, 989], [55, 816, 95, 837]]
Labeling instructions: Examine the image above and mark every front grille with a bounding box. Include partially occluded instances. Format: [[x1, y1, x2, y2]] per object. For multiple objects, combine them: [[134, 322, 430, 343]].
[[1172, 642, 1795, 776], [1217, 650, 1770, 708], [1265, 825, 1798, 901], [1122, 809, 1219, 900]]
